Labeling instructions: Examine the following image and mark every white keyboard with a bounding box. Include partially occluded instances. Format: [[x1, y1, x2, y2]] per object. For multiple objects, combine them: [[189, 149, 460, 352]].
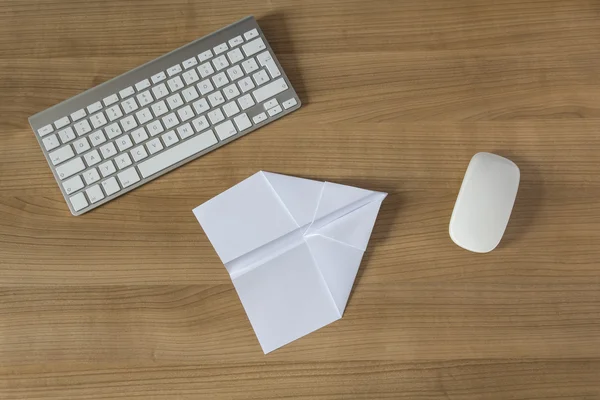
[[28, 16, 301, 215]]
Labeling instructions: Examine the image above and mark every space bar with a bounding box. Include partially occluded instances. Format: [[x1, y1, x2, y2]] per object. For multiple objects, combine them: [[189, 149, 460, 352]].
[[138, 130, 218, 178]]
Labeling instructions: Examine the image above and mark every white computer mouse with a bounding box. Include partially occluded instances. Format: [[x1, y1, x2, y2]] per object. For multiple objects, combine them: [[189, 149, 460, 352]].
[[449, 152, 520, 253]]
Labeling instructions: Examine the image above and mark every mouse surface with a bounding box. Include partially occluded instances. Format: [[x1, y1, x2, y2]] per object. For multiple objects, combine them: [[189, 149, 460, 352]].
[[449, 152, 520, 253]]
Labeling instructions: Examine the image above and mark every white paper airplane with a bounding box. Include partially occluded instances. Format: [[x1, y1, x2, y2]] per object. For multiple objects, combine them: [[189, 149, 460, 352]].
[[193, 171, 387, 353]]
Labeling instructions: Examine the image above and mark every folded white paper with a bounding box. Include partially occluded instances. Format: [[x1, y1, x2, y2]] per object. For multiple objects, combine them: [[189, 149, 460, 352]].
[[193, 171, 387, 353]]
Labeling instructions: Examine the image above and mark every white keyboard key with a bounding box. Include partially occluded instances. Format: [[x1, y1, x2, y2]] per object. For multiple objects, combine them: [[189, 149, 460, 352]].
[[208, 108, 225, 124], [283, 98, 298, 109], [162, 113, 179, 129], [58, 127, 76, 143], [116, 134, 133, 151], [214, 120, 237, 140], [182, 86, 199, 102], [177, 123, 194, 139], [177, 105, 194, 122], [223, 83, 240, 100], [198, 49, 213, 62], [100, 142, 117, 159], [252, 78, 289, 103], [119, 86, 135, 99], [198, 62, 215, 78], [106, 104, 123, 121], [54, 116, 70, 129], [131, 145, 148, 162], [213, 42, 228, 55], [227, 48, 244, 64], [135, 108, 153, 125], [208, 91, 225, 107], [146, 138, 163, 154], [56, 157, 85, 180], [197, 79, 214, 95], [233, 113, 252, 132], [120, 115, 138, 132], [242, 58, 259, 74], [63, 175, 84, 195], [242, 38, 266, 57], [87, 102, 102, 114], [70, 109, 86, 122], [212, 55, 229, 71], [229, 35, 244, 47], [138, 130, 218, 178], [136, 90, 154, 107], [182, 69, 200, 85], [268, 104, 283, 117], [238, 76, 255, 93], [152, 83, 169, 99], [117, 167, 140, 188], [70, 192, 88, 212], [166, 93, 184, 110], [83, 168, 101, 185], [263, 99, 279, 110], [226, 65, 244, 81], [131, 127, 148, 144], [151, 100, 168, 117], [252, 69, 270, 86], [257, 51, 281, 78], [104, 123, 122, 139], [86, 185, 104, 203], [252, 112, 267, 124], [237, 94, 255, 110], [167, 76, 184, 92], [102, 177, 120, 196], [244, 29, 259, 40], [90, 112, 107, 129], [151, 71, 167, 83], [103, 94, 119, 107], [121, 98, 138, 114], [49, 145, 75, 165], [73, 137, 90, 154], [83, 149, 102, 166], [223, 101, 240, 117], [99, 160, 116, 177], [147, 120, 164, 136], [212, 72, 229, 88], [192, 115, 210, 132], [183, 57, 198, 69], [115, 153, 132, 169], [162, 130, 179, 147], [167, 64, 182, 76], [135, 79, 151, 91], [90, 130, 107, 146], [74, 120, 92, 136]]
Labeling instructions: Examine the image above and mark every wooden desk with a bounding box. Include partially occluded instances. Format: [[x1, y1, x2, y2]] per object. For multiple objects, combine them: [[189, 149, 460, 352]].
[[1, 0, 600, 398]]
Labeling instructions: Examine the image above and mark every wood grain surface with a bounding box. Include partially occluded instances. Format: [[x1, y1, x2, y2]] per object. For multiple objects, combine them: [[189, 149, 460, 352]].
[[1, 0, 600, 398]]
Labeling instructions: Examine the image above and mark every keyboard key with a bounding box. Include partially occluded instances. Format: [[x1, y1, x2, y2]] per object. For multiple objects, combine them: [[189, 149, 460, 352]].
[[226, 65, 243, 81], [147, 120, 164, 136], [252, 78, 289, 103], [99, 160, 116, 177], [152, 83, 169, 99], [212, 72, 229, 88], [117, 167, 140, 188], [74, 120, 92, 136], [167, 76, 184, 92], [227, 48, 244, 64], [86, 185, 104, 203], [229, 35, 244, 47], [100, 142, 117, 159], [69, 192, 88, 212], [90, 112, 107, 129], [213, 42, 228, 55], [212, 55, 229, 71], [54, 116, 70, 129], [87, 102, 102, 114], [177, 105, 194, 122], [177, 123, 194, 139], [104, 123, 122, 139], [208, 91, 225, 107], [252, 70, 270, 86], [182, 86, 199, 102], [151, 71, 167, 83], [103, 94, 119, 106], [162, 113, 179, 129], [198, 49, 213, 62], [162, 130, 179, 147], [116, 134, 133, 151], [167, 64, 182, 76], [214, 120, 237, 140], [63, 175, 84, 195], [223, 83, 240, 100], [146, 138, 163, 154], [191, 115, 210, 132], [138, 130, 218, 178], [244, 29, 259, 40], [58, 127, 76, 143], [151, 100, 168, 117], [208, 108, 225, 124], [70, 109, 86, 122], [242, 58, 259, 74], [102, 177, 120, 196], [182, 69, 200, 85], [115, 153, 132, 169], [252, 112, 267, 124], [197, 79, 214, 95], [56, 157, 85, 180], [263, 99, 279, 110], [119, 86, 135, 99], [257, 51, 281, 78], [233, 113, 252, 132], [73, 137, 90, 154], [120, 115, 137, 132], [131, 127, 148, 144], [106, 105, 123, 121], [166, 93, 184, 110], [283, 98, 298, 109], [223, 101, 240, 117], [89, 131, 106, 147], [131, 145, 148, 162], [83, 149, 102, 166], [135, 79, 151, 91], [49, 145, 75, 165], [83, 168, 101, 185], [135, 108, 153, 124], [268, 104, 283, 117], [242, 38, 266, 57], [136, 90, 154, 107], [198, 62, 215, 78], [121, 98, 138, 114], [238, 76, 255, 93], [237, 94, 255, 110], [183, 57, 198, 69]]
